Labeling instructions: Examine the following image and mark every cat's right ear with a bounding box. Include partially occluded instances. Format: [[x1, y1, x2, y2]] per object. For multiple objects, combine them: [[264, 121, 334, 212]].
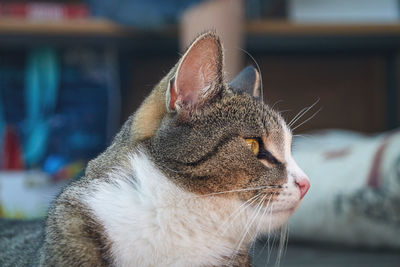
[[230, 66, 262, 100], [166, 32, 224, 113]]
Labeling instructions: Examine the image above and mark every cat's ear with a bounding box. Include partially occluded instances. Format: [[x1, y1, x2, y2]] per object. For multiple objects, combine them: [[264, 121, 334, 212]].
[[229, 66, 262, 100], [167, 32, 224, 113]]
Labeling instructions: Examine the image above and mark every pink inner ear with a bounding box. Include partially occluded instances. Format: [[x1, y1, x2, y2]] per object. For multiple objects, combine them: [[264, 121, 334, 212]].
[[174, 36, 220, 108], [169, 79, 178, 110]]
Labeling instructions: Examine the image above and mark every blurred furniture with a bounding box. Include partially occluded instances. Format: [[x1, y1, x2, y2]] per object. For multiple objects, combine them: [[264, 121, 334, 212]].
[[0, 18, 122, 218], [246, 20, 400, 132], [1, 18, 399, 132]]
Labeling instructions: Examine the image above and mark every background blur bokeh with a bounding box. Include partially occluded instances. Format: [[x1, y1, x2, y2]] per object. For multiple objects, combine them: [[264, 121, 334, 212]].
[[0, 0, 399, 266]]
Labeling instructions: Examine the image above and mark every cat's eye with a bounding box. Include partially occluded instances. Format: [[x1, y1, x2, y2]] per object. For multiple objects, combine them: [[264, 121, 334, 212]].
[[245, 138, 259, 155], [245, 137, 281, 165]]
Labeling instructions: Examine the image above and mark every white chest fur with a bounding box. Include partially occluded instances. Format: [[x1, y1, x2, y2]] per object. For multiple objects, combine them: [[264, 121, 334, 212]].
[[83, 152, 290, 267]]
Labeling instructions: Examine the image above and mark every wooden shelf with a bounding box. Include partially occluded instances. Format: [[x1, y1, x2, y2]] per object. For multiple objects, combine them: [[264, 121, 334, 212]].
[[0, 18, 135, 37], [0, 18, 177, 48], [3, 18, 400, 38], [247, 20, 400, 36]]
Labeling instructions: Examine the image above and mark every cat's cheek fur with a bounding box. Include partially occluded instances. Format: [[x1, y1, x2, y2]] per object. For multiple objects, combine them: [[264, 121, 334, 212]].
[[83, 151, 285, 267]]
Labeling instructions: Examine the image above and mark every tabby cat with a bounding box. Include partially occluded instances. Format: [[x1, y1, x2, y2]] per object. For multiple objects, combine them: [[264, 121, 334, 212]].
[[0, 32, 309, 267]]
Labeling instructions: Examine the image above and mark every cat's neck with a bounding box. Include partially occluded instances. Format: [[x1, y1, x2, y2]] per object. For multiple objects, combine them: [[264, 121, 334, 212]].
[[84, 69, 172, 180], [83, 150, 260, 266]]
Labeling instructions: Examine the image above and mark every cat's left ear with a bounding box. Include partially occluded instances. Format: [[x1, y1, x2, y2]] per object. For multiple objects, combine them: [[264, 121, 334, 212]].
[[167, 32, 224, 113], [229, 66, 262, 100]]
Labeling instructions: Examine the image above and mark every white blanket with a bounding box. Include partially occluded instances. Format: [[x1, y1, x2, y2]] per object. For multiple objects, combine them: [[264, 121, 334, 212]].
[[289, 129, 400, 248]]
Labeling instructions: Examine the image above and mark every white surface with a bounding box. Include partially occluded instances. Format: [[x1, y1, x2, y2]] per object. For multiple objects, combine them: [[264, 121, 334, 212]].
[[289, 0, 399, 23], [289, 130, 400, 248], [0, 171, 63, 218]]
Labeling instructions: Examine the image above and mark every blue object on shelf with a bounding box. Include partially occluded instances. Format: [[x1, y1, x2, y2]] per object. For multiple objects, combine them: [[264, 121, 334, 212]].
[[43, 155, 67, 175], [88, 0, 202, 29], [24, 47, 60, 167], [0, 47, 116, 171]]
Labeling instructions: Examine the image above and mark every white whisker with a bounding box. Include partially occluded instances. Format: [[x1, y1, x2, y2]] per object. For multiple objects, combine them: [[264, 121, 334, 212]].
[[271, 100, 284, 110], [216, 193, 262, 237], [193, 185, 280, 198], [288, 107, 309, 127], [229, 194, 267, 266], [265, 194, 276, 266], [253, 193, 275, 266], [288, 98, 320, 128], [275, 224, 288, 267], [251, 194, 274, 261], [277, 109, 292, 114], [291, 107, 322, 132]]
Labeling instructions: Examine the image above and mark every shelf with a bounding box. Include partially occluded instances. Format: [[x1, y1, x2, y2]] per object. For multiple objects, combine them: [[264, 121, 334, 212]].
[[3, 18, 400, 37], [246, 20, 400, 36], [0, 18, 134, 37], [0, 18, 176, 48], [243, 20, 400, 55]]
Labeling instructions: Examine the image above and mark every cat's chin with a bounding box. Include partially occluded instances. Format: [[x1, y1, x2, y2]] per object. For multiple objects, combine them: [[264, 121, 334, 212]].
[[256, 203, 301, 233], [270, 207, 296, 215], [270, 199, 302, 214]]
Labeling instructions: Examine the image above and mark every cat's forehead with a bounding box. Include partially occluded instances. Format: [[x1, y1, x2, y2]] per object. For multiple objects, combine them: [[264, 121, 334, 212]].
[[198, 92, 286, 135]]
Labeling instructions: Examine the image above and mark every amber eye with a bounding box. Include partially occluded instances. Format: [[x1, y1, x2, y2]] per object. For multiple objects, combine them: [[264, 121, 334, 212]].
[[245, 138, 259, 156]]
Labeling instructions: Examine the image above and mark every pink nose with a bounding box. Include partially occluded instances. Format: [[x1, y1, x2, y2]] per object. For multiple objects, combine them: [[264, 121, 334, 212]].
[[295, 177, 310, 199]]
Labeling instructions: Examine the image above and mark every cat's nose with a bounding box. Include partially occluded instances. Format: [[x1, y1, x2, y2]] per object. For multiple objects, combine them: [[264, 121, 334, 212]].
[[295, 176, 310, 199]]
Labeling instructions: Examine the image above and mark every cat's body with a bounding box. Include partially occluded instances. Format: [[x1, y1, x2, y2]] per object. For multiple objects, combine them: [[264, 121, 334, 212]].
[[0, 32, 309, 267]]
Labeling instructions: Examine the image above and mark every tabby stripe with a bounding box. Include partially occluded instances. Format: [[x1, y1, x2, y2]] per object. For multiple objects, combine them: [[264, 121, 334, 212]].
[[168, 136, 234, 167]]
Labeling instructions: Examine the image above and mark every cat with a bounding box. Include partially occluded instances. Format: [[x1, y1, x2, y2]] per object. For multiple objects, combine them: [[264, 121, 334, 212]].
[[0, 31, 309, 267]]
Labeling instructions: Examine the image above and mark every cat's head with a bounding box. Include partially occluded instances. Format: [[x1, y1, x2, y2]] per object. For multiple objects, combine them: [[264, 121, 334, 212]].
[[134, 32, 309, 230]]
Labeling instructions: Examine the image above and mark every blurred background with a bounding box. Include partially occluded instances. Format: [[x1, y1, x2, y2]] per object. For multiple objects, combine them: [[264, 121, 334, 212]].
[[0, 0, 399, 266]]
